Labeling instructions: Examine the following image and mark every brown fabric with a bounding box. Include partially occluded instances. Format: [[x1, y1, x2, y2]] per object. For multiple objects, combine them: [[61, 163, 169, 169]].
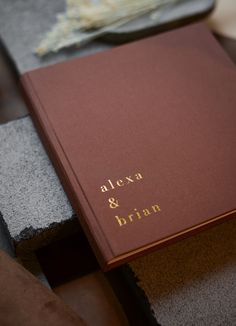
[[0, 250, 85, 326], [54, 271, 129, 326]]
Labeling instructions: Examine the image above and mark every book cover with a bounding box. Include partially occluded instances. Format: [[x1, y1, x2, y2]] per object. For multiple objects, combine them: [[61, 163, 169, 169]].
[[21, 23, 236, 270]]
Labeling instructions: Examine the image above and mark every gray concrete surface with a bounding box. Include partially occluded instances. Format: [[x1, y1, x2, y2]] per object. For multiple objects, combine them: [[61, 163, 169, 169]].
[[0, 116, 78, 253], [0, 0, 111, 74], [130, 218, 236, 326], [0, 0, 214, 74]]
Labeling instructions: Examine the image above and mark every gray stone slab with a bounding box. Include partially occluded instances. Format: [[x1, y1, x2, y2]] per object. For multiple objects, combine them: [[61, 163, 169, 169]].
[[0, 188, 49, 286], [129, 218, 236, 326], [0, 213, 49, 286], [0, 116, 78, 253], [0, 0, 112, 74], [0, 0, 214, 74]]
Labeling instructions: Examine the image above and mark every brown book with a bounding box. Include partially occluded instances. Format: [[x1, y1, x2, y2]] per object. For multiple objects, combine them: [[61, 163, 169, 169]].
[[21, 23, 236, 270]]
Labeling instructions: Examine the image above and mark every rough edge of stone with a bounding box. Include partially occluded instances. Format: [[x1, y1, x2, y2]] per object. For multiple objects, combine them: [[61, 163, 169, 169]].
[[0, 211, 50, 287], [122, 264, 159, 326], [15, 215, 80, 255], [0, 209, 79, 255]]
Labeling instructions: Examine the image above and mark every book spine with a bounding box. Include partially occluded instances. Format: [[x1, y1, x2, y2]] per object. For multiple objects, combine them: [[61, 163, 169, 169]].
[[20, 74, 113, 270]]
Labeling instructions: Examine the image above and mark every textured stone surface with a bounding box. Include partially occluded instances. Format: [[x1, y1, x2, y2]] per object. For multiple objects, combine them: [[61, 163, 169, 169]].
[[0, 116, 78, 253], [0, 0, 214, 74], [0, 0, 111, 74], [129, 218, 236, 326], [0, 212, 49, 286]]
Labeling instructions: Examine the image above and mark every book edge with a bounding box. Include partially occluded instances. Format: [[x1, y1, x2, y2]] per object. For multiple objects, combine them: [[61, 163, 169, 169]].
[[20, 73, 114, 269]]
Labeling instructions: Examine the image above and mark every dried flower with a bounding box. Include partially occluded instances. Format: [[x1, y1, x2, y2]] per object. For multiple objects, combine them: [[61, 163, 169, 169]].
[[35, 0, 178, 56]]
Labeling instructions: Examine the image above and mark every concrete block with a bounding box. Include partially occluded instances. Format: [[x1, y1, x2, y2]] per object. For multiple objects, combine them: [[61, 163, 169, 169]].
[[0, 116, 78, 253], [129, 218, 236, 325]]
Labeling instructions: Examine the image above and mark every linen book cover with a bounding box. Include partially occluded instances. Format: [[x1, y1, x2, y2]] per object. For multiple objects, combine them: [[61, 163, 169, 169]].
[[21, 23, 236, 270]]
